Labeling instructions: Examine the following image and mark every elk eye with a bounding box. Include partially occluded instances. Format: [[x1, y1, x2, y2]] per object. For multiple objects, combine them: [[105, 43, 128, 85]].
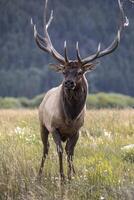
[[63, 71, 66, 75], [78, 70, 83, 75]]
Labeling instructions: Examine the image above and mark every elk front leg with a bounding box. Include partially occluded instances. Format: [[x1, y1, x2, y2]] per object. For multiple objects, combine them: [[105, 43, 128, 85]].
[[38, 125, 49, 177], [65, 132, 79, 180], [52, 129, 65, 180]]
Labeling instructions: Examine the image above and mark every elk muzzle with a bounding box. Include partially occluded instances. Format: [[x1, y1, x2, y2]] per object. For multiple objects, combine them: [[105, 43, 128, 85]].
[[64, 80, 76, 90]]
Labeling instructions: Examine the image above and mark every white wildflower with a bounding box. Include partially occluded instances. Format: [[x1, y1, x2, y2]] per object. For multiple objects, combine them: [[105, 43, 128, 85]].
[[84, 168, 88, 172], [89, 136, 95, 142], [100, 196, 105, 200], [121, 144, 134, 151], [25, 134, 36, 143], [103, 129, 112, 140], [25, 137, 31, 142], [15, 126, 25, 135]]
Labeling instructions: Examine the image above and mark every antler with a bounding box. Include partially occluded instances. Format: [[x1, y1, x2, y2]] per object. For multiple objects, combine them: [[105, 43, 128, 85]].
[[31, 0, 69, 65], [80, 0, 129, 66], [31, 0, 128, 69], [128, 0, 134, 3]]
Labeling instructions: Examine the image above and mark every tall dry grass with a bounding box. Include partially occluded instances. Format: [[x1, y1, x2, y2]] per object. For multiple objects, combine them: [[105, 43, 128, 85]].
[[0, 109, 134, 200]]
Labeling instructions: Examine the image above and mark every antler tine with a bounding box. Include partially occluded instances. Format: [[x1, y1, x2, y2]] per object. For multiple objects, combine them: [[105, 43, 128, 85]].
[[31, 18, 51, 51], [118, 0, 129, 30], [44, 0, 51, 31], [31, 18, 44, 45], [43, 0, 66, 64], [44, 0, 48, 25], [96, 0, 128, 58], [129, 0, 134, 3], [46, 10, 53, 30], [82, 43, 101, 65], [31, 0, 66, 65], [76, 42, 82, 63], [64, 41, 69, 63], [81, 0, 129, 64]]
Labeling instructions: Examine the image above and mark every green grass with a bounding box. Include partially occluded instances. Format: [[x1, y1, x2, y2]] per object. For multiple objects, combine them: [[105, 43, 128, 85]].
[[0, 109, 134, 200]]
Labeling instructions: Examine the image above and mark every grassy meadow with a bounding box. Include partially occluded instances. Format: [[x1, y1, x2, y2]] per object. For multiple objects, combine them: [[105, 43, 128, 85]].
[[0, 109, 134, 200]]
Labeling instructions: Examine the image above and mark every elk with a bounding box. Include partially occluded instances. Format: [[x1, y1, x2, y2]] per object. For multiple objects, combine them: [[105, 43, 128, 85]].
[[31, 0, 128, 180]]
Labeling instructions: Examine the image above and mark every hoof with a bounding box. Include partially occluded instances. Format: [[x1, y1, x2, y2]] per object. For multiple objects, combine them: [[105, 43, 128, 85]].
[[60, 173, 66, 183]]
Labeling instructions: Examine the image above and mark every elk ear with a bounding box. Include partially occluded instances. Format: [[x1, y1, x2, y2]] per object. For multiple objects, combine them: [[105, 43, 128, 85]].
[[49, 64, 65, 72], [83, 61, 100, 73]]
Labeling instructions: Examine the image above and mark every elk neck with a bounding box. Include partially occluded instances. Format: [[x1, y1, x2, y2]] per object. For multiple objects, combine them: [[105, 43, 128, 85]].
[[61, 75, 88, 121]]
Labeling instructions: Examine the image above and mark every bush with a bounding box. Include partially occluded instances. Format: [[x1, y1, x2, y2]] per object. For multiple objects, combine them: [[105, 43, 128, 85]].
[[0, 92, 134, 109], [27, 94, 44, 108], [121, 145, 134, 163], [86, 94, 99, 109], [19, 97, 31, 108], [0, 97, 21, 109], [19, 94, 45, 108], [86, 93, 134, 109]]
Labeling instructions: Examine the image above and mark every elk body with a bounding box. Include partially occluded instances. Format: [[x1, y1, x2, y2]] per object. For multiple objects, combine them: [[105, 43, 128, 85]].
[[31, 0, 128, 180]]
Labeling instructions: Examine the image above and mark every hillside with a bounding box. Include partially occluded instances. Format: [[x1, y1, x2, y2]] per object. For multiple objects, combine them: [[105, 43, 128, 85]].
[[0, 0, 134, 97]]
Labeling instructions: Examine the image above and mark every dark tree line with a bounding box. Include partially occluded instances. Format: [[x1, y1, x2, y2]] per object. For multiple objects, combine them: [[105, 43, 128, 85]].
[[0, 0, 134, 98]]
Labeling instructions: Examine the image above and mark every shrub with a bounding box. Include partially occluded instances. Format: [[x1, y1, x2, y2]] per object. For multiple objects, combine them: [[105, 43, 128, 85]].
[[19, 97, 31, 108], [19, 94, 45, 108], [86, 94, 99, 109], [0, 97, 21, 109], [86, 93, 134, 109], [28, 94, 44, 108], [121, 145, 134, 163], [0, 92, 134, 109]]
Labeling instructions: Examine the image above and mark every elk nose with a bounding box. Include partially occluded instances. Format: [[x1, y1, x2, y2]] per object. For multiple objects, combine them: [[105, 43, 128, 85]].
[[64, 80, 75, 89]]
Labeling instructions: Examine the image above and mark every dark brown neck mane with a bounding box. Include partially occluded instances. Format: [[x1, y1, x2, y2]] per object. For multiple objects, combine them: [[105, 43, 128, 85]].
[[62, 76, 88, 121]]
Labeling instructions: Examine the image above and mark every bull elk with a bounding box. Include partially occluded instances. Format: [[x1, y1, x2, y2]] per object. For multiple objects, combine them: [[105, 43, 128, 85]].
[[31, 0, 128, 180]]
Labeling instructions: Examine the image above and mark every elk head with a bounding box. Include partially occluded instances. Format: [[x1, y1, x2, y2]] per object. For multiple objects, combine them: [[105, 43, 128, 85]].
[[31, 0, 129, 90]]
